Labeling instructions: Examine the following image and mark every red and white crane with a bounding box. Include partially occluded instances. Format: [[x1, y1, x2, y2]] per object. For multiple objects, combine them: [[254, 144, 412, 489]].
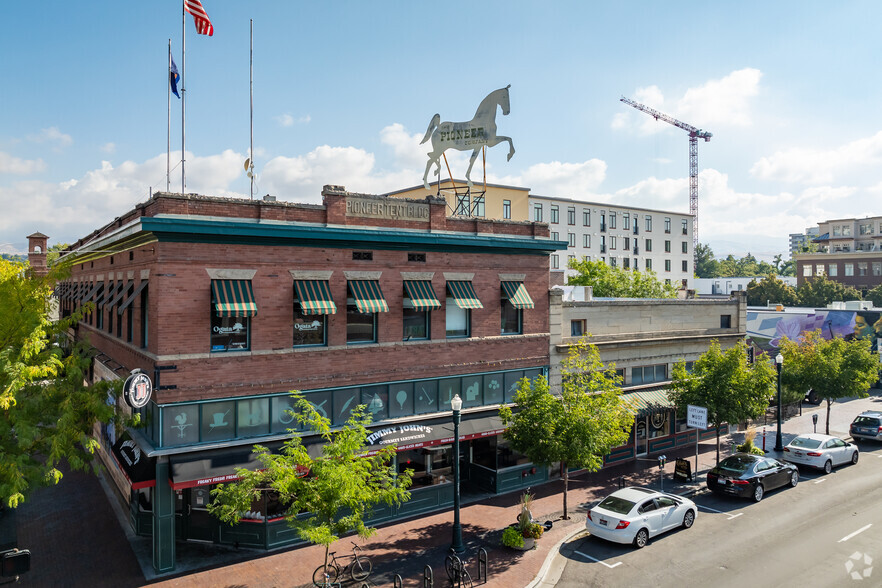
[[620, 96, 712, 250]]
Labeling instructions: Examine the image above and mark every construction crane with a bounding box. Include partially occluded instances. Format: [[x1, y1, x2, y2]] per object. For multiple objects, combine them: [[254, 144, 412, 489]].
[[620, 96, 712, 249]]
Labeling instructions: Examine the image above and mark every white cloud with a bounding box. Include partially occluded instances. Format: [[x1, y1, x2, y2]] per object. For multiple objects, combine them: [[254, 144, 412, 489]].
[[275, 113, 311, 128], [27, 127, 73, 148], [493, 159, 607, 198], [100, 142, 116, 154], [751, 130, 882, 184], [0, 152, 46, 175]]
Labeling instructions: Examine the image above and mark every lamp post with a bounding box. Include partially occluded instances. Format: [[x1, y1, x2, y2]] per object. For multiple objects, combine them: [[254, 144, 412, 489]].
[[775, 353, 784, 452], [450, 394, 465, 553]]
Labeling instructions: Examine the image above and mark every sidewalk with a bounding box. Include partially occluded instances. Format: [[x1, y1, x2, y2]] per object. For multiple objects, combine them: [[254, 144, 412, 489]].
[[16, 389, 881, 587]]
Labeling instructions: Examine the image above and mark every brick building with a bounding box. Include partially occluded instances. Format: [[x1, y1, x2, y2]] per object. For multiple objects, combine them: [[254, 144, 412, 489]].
[[54, 186, 562, 572]]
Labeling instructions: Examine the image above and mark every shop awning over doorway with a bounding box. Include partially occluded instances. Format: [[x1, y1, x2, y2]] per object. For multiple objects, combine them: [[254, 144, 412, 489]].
[[211, 279, 258, 318], [622, 389, 675, 417], [403, 280, 441, 311], [348, 280, 389, 313], [446, 281, 483, 309], [111, 433, 156, 490], [294, 280, 337, 315], [501, 281, 535, 309]]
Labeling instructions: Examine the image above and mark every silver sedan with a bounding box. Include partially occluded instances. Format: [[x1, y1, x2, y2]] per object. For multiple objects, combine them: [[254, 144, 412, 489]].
[[782, 433, 858, 473]]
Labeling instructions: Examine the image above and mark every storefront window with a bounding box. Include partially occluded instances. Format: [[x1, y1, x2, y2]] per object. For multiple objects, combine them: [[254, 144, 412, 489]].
[[271, 395, 300, 433], [649, 410, 670, 439], [361, 385, 388, 421], [237, 397, 270, 437], [413, 380, 438, 414], [438, 378, 460, 412], [388, 383, 414, 418], [498, 440, 529, 468], [472, 436, 497, 469], [293, 300, 326, 347], [201, 400, 236, 442], [211, 314, 250, 352], [461, 374, 482, 408], [305, 390, 333, 422], [163, 404, 199, 446], [483, 373, 504, 405], [332, 388, 361, 425]]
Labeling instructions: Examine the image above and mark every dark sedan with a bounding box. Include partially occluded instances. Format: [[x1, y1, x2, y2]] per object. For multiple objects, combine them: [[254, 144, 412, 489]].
[[706, 453, 799, 502]]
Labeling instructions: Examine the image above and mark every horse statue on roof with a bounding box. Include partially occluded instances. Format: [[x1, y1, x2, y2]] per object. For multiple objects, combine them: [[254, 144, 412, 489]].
[[420, 85, 515, 190]]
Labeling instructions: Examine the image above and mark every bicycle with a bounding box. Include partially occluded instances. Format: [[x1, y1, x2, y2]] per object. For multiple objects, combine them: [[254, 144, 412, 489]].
[[312, 541, 373, 587], [444, 549, 474, 588]]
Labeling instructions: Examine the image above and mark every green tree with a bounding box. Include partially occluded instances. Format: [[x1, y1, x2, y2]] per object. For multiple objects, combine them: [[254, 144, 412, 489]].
[[865, 284, 882, 308], [694, 243, 718, 278], [47, 242, 70, 265], [567, 259, 678, 298], [778, 332, 879, 434], [1, 259, 125, 508], [668, 340, 776, 464], [745, 274, 799, 307], [209, 392, 412, 574], [796, 275, 861, 308], [499, 340, 633, 520]]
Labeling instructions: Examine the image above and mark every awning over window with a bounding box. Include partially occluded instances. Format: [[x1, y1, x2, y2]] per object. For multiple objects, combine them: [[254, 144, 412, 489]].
[[81, 282, 101, 304], [169, 441, 287, 490], [212, 279, 258, 318], [111, 433, 156, 490], [447, 281, 483, 309], [348, 280, 388, 313], [404, 280, 441, 311], [99, 282, 122, 308], [117, 280, 148, 315], [108, 280, 133, 309], [501, 281, 535, 309], [622, 389, 675, 417], [294, 280, 337, 315], [364, 414, 506, 453]]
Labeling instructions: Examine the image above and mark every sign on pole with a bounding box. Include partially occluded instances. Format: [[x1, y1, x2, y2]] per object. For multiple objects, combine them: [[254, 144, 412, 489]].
[[687, 405, 708, 430]]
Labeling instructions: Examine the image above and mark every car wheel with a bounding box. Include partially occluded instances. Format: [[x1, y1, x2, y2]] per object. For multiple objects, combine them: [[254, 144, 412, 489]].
[[752, 484, 764, 502], [824, 460, 833, 474], [851, 451, 859, 465], [682, 509, 695, 529], [633, 528, 649, 549], [789, 470, 799, 487]]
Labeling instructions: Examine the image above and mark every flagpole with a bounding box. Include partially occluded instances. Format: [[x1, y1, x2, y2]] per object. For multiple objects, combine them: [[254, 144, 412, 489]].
[[181, 0, 186, 195], [167, 39, 171, 193], [250, 18, 254, 200]]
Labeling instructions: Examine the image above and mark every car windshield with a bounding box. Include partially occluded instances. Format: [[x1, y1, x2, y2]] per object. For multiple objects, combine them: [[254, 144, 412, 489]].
[[853, 416, 880, 426], [718, 456, 756, 474], [597, 496, 636, 515], [789, 437, 822, 449]]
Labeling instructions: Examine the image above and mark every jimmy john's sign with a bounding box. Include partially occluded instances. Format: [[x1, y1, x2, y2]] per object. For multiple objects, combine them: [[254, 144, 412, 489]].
[[366, 424, 435, 451], [123, 369, 153, 409]]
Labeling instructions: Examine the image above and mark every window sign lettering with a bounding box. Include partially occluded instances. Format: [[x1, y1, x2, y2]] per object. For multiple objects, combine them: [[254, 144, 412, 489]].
[[414, 380, 438, 414], [202, 400, 236, 442], [389, 383, 414, 418], [210, 315, 249, 352], [461, 375, 482, 408], [164, 404, 199, 445], [333, 388, 361, 425]]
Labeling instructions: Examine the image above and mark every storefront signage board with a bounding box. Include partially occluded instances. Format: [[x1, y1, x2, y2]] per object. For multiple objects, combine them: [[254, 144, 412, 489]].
[[346, 197, 430, 222]]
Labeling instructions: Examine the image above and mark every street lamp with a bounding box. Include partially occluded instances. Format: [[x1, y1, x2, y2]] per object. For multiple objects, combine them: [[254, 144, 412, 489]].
[[775, 353, 784, 451], [450, 394, 465, 553]]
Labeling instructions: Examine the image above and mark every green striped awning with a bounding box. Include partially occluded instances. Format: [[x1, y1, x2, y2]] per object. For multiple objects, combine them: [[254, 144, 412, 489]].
[[348, 280, 389, 313], [212, 280, 258, 318], [622, 389, 675, 417], [501, 281, 535, 310], [404, 280, 441, 311], [294, 280, 337, 315], [447, 281, 483, 309]]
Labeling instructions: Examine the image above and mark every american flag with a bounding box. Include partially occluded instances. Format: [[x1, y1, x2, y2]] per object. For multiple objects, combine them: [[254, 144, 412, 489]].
[[185, 0, 214, 36]]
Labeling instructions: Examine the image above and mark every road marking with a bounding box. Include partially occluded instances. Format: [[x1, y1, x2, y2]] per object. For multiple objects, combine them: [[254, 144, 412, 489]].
[[575, 550, 622, 569], [839, 524, 872, 543], [727, 513, 743, 520], [697, 505, 743, 520], [814, 478, 826, 484]]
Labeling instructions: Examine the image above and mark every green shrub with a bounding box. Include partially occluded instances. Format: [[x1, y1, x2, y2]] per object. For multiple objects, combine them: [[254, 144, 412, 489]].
[[502, 526, 524, 548]]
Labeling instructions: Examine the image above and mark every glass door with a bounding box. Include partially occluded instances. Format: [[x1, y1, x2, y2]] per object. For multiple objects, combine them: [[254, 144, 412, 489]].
[[635, 416, 648, 457], [185, 487, 215, 542]]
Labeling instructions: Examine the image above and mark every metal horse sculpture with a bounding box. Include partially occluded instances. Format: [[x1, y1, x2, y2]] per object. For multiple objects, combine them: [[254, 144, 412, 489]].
[[421, 85, 515, 190]]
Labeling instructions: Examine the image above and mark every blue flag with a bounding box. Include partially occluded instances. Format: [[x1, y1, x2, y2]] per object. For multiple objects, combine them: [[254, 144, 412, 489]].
[[169, 55, 181, 99]]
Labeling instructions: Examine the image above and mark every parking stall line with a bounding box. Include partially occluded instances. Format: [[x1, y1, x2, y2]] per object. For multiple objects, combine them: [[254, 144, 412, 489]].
[[838, 524, 872, 543], [574, 550, 623, 569], [697, 505, 743, 520], [727, 513, 743, 520], [813, 478, 826, 484]]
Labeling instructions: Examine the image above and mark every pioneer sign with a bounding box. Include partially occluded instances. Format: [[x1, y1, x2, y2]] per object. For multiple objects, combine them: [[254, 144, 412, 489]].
[[421, 85, 516, 189]]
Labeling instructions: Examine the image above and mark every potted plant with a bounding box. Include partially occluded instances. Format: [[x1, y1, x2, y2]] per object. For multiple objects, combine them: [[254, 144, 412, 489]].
[[736, 427, 765, 455], [502, 526, 525, 549]]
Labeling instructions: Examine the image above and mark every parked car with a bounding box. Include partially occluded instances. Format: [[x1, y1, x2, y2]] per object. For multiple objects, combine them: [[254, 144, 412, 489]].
[[706, 453, 798, 502], [782, 433, 858, 473], [585, 487, 696, 549], [850, 411, 882, 442]]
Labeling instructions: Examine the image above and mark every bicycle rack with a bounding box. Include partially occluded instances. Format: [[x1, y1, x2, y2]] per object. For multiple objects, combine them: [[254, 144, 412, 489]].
[[393, 574, 403, 588], [423, 564, 433, 587], [477, 548, 488, 584]]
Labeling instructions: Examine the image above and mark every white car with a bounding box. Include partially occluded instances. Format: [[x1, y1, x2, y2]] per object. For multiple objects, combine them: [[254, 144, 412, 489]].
[[585, 487, 696, 548], [782, 433, 859, 473]]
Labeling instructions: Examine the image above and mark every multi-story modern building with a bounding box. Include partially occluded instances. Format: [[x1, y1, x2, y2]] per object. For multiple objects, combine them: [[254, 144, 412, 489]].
[[53, 187, 562, 572], [795, 216, 882, 291], [789, 227, 820, 257], [388, 180, 694, 287]]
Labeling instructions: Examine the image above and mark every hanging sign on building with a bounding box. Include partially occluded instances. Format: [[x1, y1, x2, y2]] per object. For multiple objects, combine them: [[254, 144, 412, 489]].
[[123, 369, 153, 409]]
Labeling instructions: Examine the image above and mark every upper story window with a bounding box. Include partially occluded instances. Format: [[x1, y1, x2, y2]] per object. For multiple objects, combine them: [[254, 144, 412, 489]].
[[550, 205, 560, 224], [682, 241, 688, 254], [567, 207, 576, 225], [860, 222, 874, 235], [347, 280, 388, 344], [833, 226, 841, 236], [610, 236, 617, 250], [664, 217, 671, 233], [501, 281, 534, 336], [446, 281, 481, 338], [503, 200, 511, 219], [664, 259, 671, 272], [664, 240, 671, 253], [568, 233, 576, 247], [455, 194, 470, 216], [845, 263, 854, 276], [473, 196, 485, 217], [842, 225, 852, 236], [623, 213, 630, 230], [210, 280, 256, 352], [551, 254, 559, 270], [609, 212, 617, 229], [403, 281, 440, 341], [828, 264, 838, 276], [293, 280, 334, 347], [533, 203, 543, 222], [645, 215, 652, 232], [682, 219, 688, 235], [600, 212, 606, 231], [583, 210, 590, 226], [682, 260, 688, 272], [551, 231, 559, 241], [583, 234, 590, 248], [646, 258, 652, 270], [645, 238, 652, 252], [803, 265, 813, 277]]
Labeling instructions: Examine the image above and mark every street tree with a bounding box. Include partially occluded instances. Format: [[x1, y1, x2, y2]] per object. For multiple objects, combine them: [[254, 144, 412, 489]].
[[796, 275, 861, 308], [668, 340, 776, 464], [746, 274, 799, 307], [1, 258, 125, 508], [209, 392, 412, 575], [567, 259, 678, 298], [865, 284, 882, 308], [694, 243, 718, 278], [778, 332, 879, 434], [499, 340, 633, 520]]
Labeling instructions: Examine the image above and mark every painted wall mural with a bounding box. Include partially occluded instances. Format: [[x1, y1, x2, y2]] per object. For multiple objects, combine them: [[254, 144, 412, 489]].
[[746, 309, 882, 355]]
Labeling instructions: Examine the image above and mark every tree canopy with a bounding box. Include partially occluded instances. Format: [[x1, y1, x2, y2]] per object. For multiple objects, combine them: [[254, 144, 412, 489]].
[[746, 274, 799, 307], [499, 340, 633, 519], [796, 275, 861, 308], [209, 392, 412, 572], [694, 244, 780, 278], [1, 258, 125, 508], [668, 340, 776, 463], [778, 332, 878, 434], [567, 258, 678, 298]]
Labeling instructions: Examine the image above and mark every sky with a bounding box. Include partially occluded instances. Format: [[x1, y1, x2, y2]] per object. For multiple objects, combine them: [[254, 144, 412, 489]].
[[3, 1, 882, 261]]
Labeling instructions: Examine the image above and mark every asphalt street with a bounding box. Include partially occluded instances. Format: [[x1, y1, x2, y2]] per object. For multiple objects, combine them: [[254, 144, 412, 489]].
[[555, 440, 882, 588]]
